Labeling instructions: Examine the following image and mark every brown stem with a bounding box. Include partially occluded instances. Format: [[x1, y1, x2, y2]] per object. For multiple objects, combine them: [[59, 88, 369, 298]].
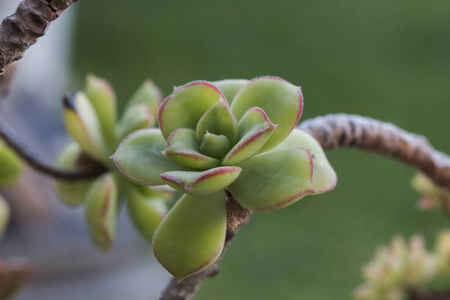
[[0, 0, 79, 77], [0, 119, 104, 180], [299, 114, 450, 189]]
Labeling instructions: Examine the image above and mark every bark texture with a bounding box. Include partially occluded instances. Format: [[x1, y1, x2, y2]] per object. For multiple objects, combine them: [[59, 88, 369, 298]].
[[0, 0, 79, 76]]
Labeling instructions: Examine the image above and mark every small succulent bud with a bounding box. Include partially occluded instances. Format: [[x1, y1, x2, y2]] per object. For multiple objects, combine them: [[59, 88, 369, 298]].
[[0, 140, 23, 188], [84, 174, 118, 252]]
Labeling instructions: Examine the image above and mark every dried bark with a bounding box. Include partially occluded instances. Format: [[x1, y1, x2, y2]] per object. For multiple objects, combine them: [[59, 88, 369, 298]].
[[0, 0, 79, 76]]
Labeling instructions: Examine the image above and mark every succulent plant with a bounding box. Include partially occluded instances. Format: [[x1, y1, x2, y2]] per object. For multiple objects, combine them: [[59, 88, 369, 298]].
[[113, 77, 337, 280], [354, 231, 450, 300], [0, 140, 23, 188], [54, 74, 171, 251]]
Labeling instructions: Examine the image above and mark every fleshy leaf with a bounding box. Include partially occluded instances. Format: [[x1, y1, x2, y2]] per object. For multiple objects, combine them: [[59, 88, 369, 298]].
[[116, 103, 153, 142], [126, 184, 167, 243], [228, 148, 315, 210], [212, 79, 249, 104], [0, 140, 23, 187], [222, 108, 276, 166], [0, 196, 9, 240], [85, 74, 117, 149], [112, 129, 191, 186], [161, 166, 241, 196], [271, 129, 337, 193], [125, 80, 163, 122], [230, 77, 303, 152], [164, 128, 220, 169], [63, 92, 108, 162], [196, 99, 238, 144], [158, 81, 224, 139], [153, 191, 227, 280], [84, 174, 118, 252], [53, 143, 97, 207], [199, 133, 231, 159]]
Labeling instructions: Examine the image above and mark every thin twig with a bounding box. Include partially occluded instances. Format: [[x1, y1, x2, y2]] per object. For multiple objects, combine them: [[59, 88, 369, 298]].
[[408, 288, 450, 300], [0, 119, 104, 180], [0, 0, 79, 77]]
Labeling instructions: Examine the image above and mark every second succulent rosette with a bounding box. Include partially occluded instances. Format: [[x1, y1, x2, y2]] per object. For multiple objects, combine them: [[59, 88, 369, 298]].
[[54, 75, 171, 251], [113, 76, 337, 280]]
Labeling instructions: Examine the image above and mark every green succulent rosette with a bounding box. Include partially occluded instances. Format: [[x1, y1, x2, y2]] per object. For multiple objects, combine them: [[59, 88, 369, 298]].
[[54, 75, 171, 251], [113, 76, 337, 280]]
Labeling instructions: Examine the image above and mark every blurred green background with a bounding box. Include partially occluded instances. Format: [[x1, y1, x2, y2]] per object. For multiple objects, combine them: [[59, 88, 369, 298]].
[[72, 1, 450, 299]]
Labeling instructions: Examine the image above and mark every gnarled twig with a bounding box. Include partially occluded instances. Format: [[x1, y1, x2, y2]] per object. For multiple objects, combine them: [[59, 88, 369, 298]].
[[0, 0, 79, 77], [299, 114, 450, 189]]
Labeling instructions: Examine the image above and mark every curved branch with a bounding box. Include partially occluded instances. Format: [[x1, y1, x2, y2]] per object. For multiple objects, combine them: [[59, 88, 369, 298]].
[[0, 119, 104, 180], [299, 114, 450, 189], [0, 0, 79, 76]]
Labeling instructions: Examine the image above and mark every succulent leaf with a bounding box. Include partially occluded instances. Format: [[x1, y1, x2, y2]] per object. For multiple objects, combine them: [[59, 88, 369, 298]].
[[53, 143, 96, 207], [153, 191, 227, 281], [112, 129, 192, 186], [199, 133, 231, 159], [0, 196, 10, 240], [85, 174, 118, 252], [230, 77, 303, 152], [228, 148, 315, 210], [222, 108, 276, 166], [63, 92, 108, 162], [116, 103, 153, 142], [164, 128, 220, 169], [195, 99, 238, 144], [0, 140, 23, 187], [161, 166, 242, 196], [158, 81, 224, 139], [212, 79, 249, 104], [125, 80, 162, 121], [85, 74, 117, 149], [126, 184, 167, 243], [271, 129, 337, 193]]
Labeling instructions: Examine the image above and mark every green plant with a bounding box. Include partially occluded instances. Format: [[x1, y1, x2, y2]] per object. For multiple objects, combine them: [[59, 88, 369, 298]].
[[54, 75, 171, 250], [112, 77, 337, 280]]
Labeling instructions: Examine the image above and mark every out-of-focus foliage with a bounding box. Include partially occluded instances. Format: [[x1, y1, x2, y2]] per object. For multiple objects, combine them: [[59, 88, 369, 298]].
[[55, 75, 171, 251], [354, 231, 450, 300], [73, 0, 450, 299], [0, 140, 23, 188], [412, 173, 450, 212]]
